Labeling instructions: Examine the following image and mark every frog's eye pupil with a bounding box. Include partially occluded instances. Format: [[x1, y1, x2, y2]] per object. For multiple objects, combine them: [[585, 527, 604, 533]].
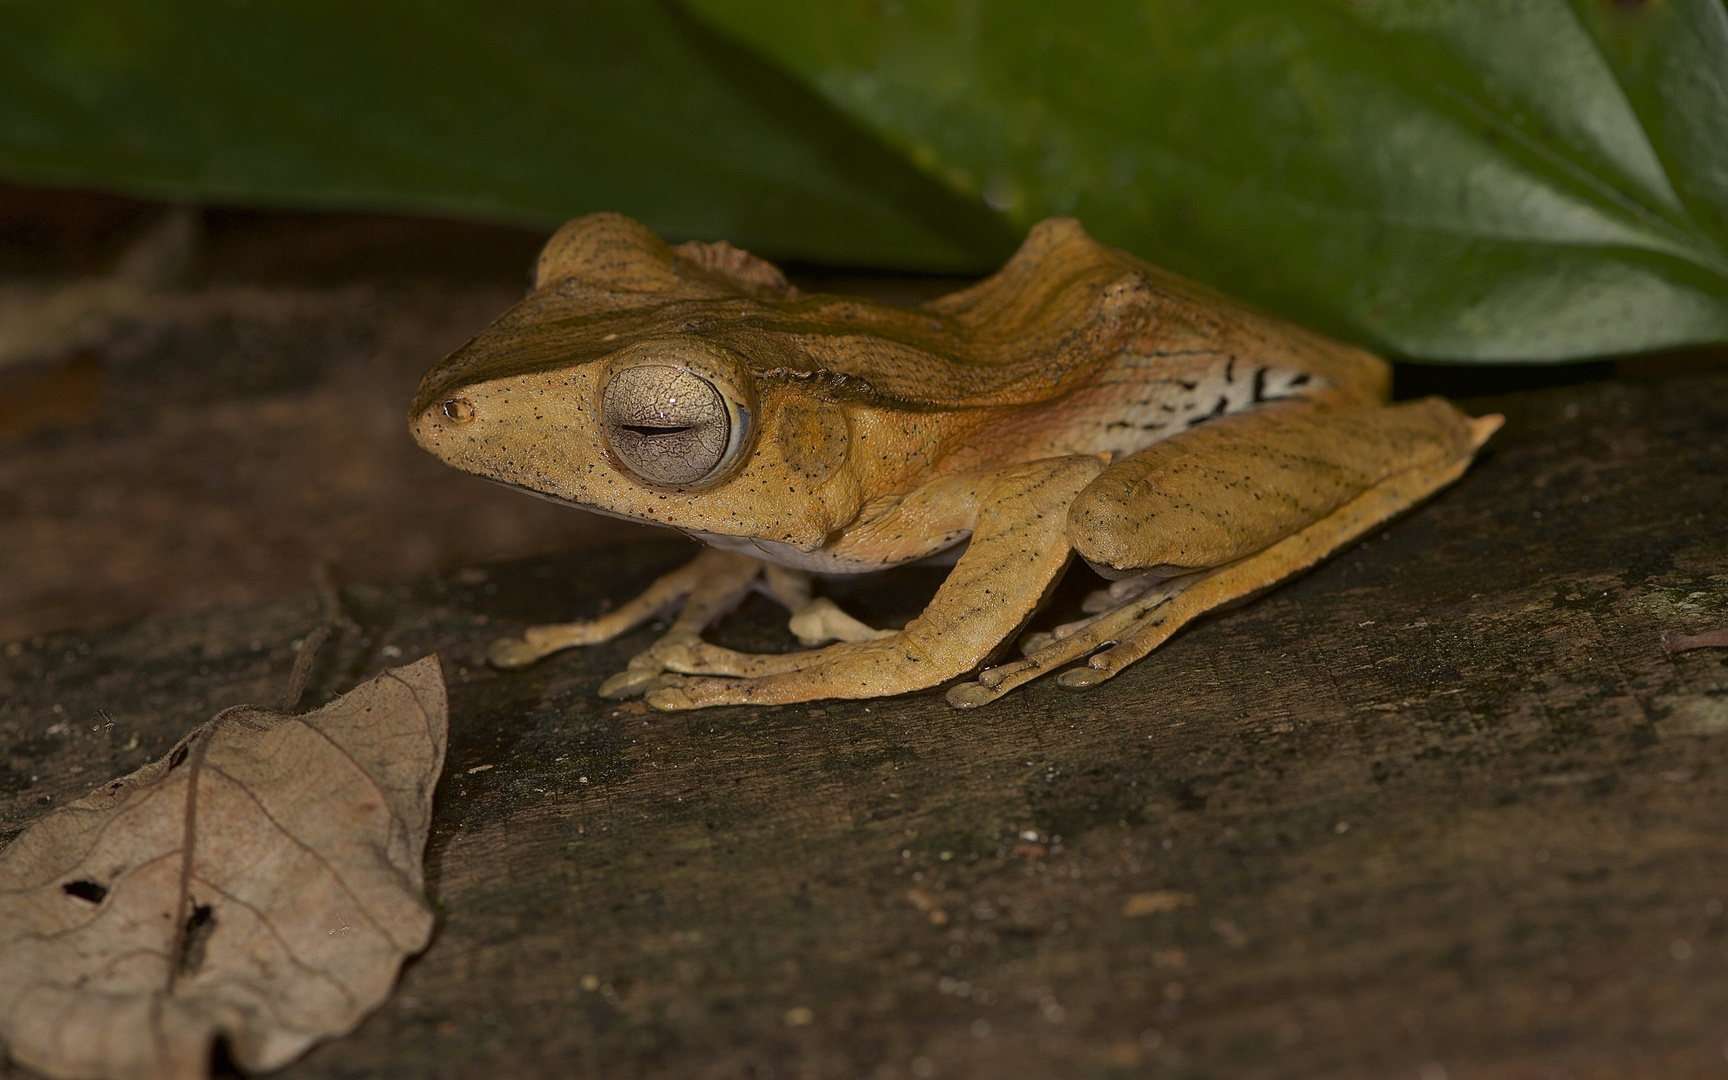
[[601, 365, 745, 487]]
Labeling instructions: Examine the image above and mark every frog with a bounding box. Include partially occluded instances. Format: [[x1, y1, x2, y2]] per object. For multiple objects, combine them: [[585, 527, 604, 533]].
[[409, 212, 1500, 711]]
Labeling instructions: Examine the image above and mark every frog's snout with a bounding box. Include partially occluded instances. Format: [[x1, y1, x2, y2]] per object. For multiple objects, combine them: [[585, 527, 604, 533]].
[[409, 395, 475, 455]]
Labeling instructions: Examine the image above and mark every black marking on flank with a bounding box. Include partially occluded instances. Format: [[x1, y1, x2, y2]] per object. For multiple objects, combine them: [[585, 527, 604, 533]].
[[63, 880, 108, 903], [1252, 366, 1269, 403], [1188, 396, 1231, 427]]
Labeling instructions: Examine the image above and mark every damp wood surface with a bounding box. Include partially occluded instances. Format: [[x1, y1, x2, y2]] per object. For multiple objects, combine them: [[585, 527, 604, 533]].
[[0, 367, 1723, 1080]]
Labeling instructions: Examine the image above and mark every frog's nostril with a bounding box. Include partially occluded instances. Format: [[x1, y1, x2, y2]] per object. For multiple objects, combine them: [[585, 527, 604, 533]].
[[442, 398, 476, 424]]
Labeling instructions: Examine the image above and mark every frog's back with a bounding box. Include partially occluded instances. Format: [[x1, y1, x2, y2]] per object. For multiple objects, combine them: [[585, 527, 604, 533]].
[[928, 218, 1385, 401], [416, 212, 1387, 471], [877, 218, 1388, 466]]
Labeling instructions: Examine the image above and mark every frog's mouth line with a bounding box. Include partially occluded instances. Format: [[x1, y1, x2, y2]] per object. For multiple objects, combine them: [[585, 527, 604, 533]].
[[470, 471, 672, 527]]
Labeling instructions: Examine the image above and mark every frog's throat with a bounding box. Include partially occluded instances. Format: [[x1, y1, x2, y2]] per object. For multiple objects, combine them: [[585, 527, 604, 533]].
[[683, 530, 970, 576]]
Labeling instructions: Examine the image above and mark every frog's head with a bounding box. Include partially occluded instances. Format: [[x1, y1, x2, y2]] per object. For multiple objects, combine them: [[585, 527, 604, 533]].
[[410, 214, 867, 548]]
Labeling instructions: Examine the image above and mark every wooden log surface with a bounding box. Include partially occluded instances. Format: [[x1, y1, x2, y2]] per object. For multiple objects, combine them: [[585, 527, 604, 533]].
[[3, 366, 1726, 1079]]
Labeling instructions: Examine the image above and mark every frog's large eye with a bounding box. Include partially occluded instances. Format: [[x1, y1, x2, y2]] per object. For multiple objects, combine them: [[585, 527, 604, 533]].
[[600, 365, 750, 487]]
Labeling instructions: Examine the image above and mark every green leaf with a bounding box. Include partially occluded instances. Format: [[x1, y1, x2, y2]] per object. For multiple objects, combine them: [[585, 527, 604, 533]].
[[0, 1, 1015, 270], [686, 0, 1728, 361]]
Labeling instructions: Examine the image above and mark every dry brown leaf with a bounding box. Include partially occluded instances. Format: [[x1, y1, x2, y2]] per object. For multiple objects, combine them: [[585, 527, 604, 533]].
[[0, 655, 447, 1080]]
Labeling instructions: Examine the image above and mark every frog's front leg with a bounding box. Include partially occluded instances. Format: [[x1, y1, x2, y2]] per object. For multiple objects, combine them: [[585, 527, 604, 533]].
[[644, 456, 1105, 710], [758, 564, 896, 647], [486, 546, 763, 670], [590, 558, 890, 698], [946, 398, 1501, 707], [487, 544, 893, 695]]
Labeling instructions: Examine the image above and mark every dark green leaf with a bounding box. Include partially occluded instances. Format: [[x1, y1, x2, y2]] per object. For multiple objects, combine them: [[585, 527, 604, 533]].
[[0, 1, 1015, 270], [687, 0, 1728, 360]]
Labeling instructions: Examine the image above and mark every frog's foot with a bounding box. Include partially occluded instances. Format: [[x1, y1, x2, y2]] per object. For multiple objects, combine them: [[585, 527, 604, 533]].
[[628, 564, 894, 684], [489, 612, 656, 670], [590, 551, 765, 695], [945, 428, 1494, 707], [1017, 574, 1160, 656], [642, 637, 933, 711], [656, 640, 819, 679], [948, 576, 1195, 708], [753, 562, 893, 646], [789, 597, 896, 646], [597, 638, 690, 698], [651, 598, 894, 679], [490, 548, 762, 678], [1084, 575, 1160, 615]]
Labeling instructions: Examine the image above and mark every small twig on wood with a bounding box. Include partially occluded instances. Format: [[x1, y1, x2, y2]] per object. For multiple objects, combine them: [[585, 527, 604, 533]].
[[313, 555, 344, 628], [1663, 628, 1728, 657], [280, 626, 333, 713], [280, 556, 346, 712]]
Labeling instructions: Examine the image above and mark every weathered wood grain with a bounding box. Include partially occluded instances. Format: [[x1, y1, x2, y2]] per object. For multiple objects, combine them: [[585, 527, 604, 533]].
[[3, 371, 1726, 1080]]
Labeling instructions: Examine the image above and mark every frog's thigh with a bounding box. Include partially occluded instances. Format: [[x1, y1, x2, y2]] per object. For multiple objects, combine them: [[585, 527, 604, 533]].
[[1068, 398, 1486, 579], [644, 456, 1104, 709], [1061, 410, 1501, 689]]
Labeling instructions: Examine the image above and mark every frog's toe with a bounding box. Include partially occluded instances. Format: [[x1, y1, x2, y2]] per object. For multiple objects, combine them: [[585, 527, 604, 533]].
[[1080, 575, 1157, 615], [488, 637, 547, 670], [1017, 631, 1055, 656], [655, 640, 697, 669], [789, 597, 894, 646], [1080, 588, 1117, 616], [661, 640, 820, 678], [944, 681, 1003, 709], [599, 665, 664, 698], [1056, 666, 1108, 689], [646, 681, 696, 711]]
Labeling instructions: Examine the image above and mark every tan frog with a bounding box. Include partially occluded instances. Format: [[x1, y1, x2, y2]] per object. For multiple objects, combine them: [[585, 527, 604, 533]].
[[410, 213, 1499, 710]]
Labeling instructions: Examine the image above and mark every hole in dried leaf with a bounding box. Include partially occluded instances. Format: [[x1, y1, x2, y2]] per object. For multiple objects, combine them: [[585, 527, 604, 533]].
[[209, 1035, 244, 1078], [167, 743, 190, 771], [178, 904, 217, 975], [62, 879, 108, 903]]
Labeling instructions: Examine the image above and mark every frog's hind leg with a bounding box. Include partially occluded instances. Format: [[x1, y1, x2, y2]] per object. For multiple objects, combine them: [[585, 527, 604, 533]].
[[1016, 575, 1162, 656], [945, 574, 1198, 708], [1059, 421, 1497, 690], [945, 401, 1501, 707]]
